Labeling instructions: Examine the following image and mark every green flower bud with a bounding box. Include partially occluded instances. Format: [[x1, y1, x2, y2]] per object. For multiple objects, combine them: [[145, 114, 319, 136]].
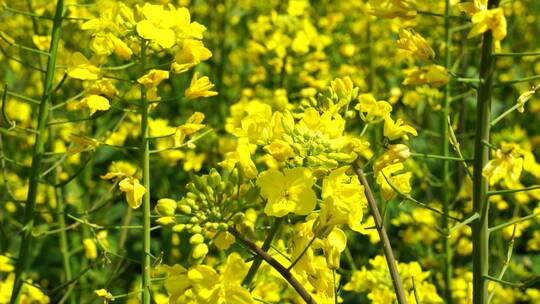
[[229, 168, 239, 185], [156, 216, 176, 226], [189, 233, 205, 245], [172, 224, 185, 232], [191, 243, 208, 260], [328, 152, 354, 163], [156, 198, 176, 216], [232, 212, 245, 224], [190, 225, 202, 234], [193, 176, 207, 192], [178, 204, 192, 215], [208, 169, 221, 188]]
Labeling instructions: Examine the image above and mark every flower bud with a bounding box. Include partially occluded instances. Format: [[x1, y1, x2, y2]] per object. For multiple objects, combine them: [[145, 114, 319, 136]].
[[189, 233, 205, 245], [191, 243, 208, 260], [156, 198, 176, 216]]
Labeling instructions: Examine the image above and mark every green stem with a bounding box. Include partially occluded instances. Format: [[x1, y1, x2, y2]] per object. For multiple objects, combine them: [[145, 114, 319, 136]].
[[441, 1, 453, 302], [9, 1, 64, 303], [139, 40, 152, 304], [488, 213, 540, 233], [472, 1, 499, 303], [242, 217, 283, 287], [487, 185, 540, 196], [488, 225, 516, 302], [410, 152, 468, 161], [493, 51, 540, 57], [490, 101, 528, 127], [493, 74, 540, 87]]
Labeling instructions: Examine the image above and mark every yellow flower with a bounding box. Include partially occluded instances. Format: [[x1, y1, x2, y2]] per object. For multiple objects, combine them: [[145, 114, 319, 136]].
[[136, 4, 177, 49], [397, 28, 435, 61], [376, 163, 412, 200], [68, 134, 100, 155], [76, 95, 110, 115], [137, 69, 169, 88], [403, 65, 449, 87], [516, 84, 539, 113], [264, 139, 294, 162], [94, 289, 114, 301], [257, 167, 316, 217], [185, 72, 218, 100], [83, 238, 98, 260], [164, 264, 191, 303], [370, 0, 417, 19], [468, 8, 506, 49], [220, 138, 258, 179], [87, 79, 118, 98], [100, 161, 137, 180], [384, 117, 417, 140], [108, 34, 133, 60], [172, 39, 212, 73], [119, 177, 147, 209], [32, 35, 51, 51], [66, 52, 100, 80], [331, 76, 358, 101], [355, 94, 392, 123], [177, 112, 206, 137], [0, 255, 14, 272], [214, 231, 236, 250], [316, 167, 366, 235], [482, 143, 523, 186], [320, 227, 347, 269]]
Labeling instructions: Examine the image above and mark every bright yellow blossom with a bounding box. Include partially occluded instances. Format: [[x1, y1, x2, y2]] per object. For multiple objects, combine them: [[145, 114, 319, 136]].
[[397, 28, 435, 61], [257, 167, 316, 217], [76, 94, 110, 115], [67, 52, 100, 80], [137, 69, 169, 88], [483, 143, 523, 186], [119, 177, 147, 209], [185, 72, 218, 100], [83, 238, 98, 260], [384, 117, 418, 140], [403, 65, 449, 87]]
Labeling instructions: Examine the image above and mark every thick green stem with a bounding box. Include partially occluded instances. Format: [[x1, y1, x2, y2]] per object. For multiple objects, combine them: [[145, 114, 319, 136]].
[[9, 1, 64, 303], [441, 1, 453, 302], [472, 1, 499, 303], [242, 217, 283, 287], [139, 41, 152, 304], [55, 186, 75, 304]]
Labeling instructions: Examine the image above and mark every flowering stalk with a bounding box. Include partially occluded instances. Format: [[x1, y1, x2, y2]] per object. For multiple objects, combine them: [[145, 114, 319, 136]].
[[354, 165, 407, 304], [472, 1, 500, 303], [228, 226, 316, 304], [242, 217, 283, 287], [139, 40, 152, 304], [441, 0, 453, 302], [10, 1, 64, 303]]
